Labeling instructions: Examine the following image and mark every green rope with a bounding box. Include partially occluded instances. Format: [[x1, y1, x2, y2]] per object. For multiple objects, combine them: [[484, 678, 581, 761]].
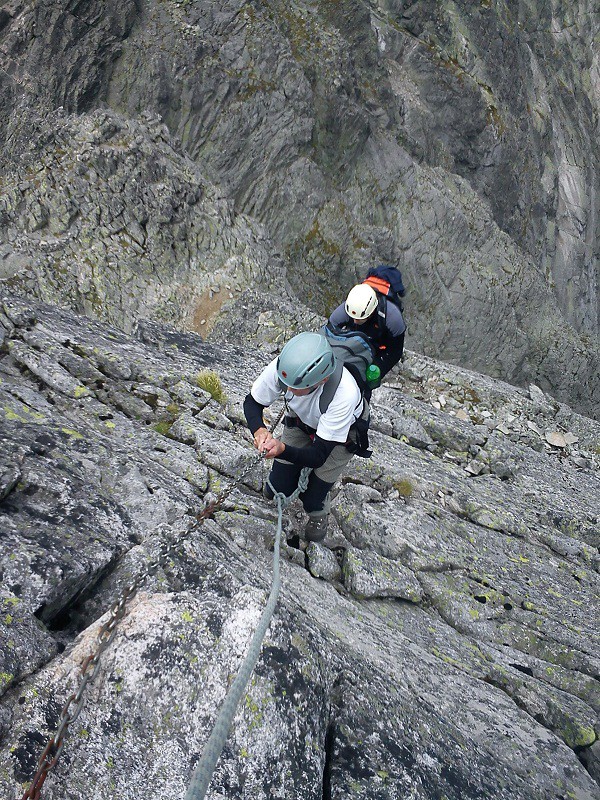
[[184, 467, 311, 800]]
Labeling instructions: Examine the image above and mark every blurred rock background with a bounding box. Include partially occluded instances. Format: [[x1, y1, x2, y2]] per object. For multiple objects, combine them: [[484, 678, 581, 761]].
[[0, 0, 598, 415]]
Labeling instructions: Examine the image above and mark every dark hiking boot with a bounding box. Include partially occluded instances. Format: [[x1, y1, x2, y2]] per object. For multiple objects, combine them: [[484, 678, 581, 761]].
[[304, 516, 328, 542]]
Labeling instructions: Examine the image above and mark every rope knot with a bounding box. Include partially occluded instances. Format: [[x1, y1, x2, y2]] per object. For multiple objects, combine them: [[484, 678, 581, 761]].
[[266, 467, 312, 510]]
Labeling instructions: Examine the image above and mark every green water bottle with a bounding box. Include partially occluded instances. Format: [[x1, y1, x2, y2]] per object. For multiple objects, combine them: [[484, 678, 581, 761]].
[[365, 364, 381, 388]]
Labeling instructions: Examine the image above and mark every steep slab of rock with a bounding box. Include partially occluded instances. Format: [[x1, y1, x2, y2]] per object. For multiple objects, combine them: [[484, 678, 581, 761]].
[[0, 295, 598, 798]]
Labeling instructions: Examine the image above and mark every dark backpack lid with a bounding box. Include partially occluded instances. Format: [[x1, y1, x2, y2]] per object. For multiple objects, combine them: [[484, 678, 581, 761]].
[[366, 264, 406, 297]]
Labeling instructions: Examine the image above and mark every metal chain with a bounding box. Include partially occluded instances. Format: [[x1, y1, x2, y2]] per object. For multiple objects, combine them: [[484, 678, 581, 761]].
[[198, 450, 265, 520], [198, 402, 285, 519], [269, 403, 286, 435], [19, 403, 286, 800], [19, 579, 137, 799]]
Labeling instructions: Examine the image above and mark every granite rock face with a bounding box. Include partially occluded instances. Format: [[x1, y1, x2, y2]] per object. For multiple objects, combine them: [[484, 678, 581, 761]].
[[0, 294, 598, 799], [0, 106, 286, 336], [0, 0, 598, 416]]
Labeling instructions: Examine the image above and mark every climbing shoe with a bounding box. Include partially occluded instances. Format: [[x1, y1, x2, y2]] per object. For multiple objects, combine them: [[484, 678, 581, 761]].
[[304, 516, 328, 542]]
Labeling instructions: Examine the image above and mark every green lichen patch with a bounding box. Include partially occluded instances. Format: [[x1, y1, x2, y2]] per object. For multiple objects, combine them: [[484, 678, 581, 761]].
[[61, 427, 84, 439], [559, 721, 596, 749], [0, 672, 14, 691]]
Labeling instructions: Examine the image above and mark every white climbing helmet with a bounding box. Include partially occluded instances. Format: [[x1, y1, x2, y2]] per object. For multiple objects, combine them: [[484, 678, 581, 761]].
[[345, 284, 378, 321]]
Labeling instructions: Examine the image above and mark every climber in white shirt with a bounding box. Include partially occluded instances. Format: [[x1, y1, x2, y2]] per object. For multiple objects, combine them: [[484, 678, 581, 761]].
[[243, 332, 365, 542]]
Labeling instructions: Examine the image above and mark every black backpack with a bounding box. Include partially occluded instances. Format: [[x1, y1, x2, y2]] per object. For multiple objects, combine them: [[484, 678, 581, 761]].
[[363, 265, 406, 314]]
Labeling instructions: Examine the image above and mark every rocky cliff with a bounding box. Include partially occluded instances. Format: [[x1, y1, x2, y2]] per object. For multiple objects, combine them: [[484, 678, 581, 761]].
[[0, 294, 598, 799], [0, 0, 599, 416]]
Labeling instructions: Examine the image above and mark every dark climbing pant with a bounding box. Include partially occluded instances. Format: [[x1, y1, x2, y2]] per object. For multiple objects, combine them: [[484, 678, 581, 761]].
[[266, 424, 355, 518]]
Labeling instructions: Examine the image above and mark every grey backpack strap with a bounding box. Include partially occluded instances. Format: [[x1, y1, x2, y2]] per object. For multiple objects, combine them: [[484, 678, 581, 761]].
[[319, 361, 344, 414], [376, 293, 387, 327]]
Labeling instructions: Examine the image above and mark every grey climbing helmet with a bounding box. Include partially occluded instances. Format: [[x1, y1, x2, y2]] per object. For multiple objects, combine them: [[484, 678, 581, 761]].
[[277, 332, 336, 389]]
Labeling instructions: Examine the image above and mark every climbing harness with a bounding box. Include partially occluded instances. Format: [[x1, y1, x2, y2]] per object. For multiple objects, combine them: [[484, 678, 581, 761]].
[[19, 405, 286, 800], [184, 467, 311, 800]]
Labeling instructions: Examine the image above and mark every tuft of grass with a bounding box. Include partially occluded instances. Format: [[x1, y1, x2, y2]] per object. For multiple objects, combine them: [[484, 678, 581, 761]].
[[393, 478, 414, 498], [195, 370, 227, 405]]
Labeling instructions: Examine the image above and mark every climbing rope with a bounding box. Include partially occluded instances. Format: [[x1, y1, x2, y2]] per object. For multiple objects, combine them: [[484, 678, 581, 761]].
[[184, 467, 311, 800]]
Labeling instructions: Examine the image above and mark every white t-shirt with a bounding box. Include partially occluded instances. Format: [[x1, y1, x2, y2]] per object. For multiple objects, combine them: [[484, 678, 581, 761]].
[[251, 359, 363, 443]]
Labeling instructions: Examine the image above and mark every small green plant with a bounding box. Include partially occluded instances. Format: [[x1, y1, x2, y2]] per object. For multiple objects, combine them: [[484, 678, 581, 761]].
[[153, 420, 175, 438], [393, 478, 414, 498], [195, 369, 227, 405]]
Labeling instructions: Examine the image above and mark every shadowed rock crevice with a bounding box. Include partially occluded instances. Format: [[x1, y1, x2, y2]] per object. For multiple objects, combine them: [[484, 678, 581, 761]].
[[321, 717, 336, 800]]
